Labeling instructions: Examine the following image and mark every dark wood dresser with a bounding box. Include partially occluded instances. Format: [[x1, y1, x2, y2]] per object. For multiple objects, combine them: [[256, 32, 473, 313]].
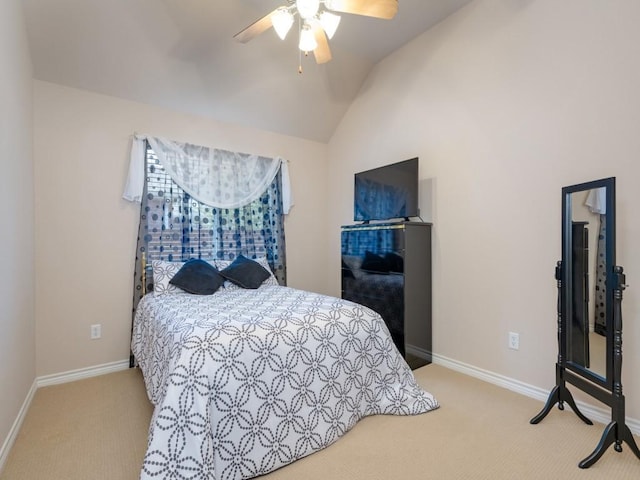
[[341, 221, 432, 368]]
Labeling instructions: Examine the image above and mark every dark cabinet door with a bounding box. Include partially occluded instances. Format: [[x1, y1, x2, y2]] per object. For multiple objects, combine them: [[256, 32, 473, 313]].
[[341, 225, 406, 355], [569, 221, 590, 368], [341, 222, 432, 367]]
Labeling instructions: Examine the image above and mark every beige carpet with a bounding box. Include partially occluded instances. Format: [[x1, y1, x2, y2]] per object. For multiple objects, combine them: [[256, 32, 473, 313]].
[[2, 364, 640, 479]]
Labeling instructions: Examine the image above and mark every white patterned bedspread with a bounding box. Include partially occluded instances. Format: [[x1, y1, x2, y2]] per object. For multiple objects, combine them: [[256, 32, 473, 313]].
[[132, 285, 438, 480]]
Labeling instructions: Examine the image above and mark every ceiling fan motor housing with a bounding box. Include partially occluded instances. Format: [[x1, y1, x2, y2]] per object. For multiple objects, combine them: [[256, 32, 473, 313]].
[[297, 0, 321, 19]]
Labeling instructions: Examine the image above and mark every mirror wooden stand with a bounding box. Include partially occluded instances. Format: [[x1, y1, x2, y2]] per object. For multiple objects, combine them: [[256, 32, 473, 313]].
[[530, 178, 640, 468]]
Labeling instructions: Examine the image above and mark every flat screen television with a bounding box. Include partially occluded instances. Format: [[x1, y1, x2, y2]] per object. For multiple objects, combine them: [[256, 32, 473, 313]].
[[354, 157, 419, 222]]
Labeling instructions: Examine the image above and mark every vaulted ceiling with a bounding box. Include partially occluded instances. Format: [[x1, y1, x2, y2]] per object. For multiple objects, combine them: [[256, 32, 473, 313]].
[[22, 0, 472, 142]]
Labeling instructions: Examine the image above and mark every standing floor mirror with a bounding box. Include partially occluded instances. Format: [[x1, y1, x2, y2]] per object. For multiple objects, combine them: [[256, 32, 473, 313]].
[[530, 177, 640, 468]]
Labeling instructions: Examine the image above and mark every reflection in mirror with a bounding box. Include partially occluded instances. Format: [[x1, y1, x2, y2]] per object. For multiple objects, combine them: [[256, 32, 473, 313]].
[[568, 188, 607, 380]]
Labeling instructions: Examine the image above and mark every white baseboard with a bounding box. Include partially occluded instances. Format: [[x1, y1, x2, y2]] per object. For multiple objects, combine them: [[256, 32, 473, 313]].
[[36, 359, 130, 388], [1, 359, 131, 474], [0, 379, 37, 474], [432, 353, 640, 436]]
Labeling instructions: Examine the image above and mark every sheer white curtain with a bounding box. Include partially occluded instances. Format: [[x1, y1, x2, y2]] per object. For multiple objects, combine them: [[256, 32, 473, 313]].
[[123, 134, 293, 213]]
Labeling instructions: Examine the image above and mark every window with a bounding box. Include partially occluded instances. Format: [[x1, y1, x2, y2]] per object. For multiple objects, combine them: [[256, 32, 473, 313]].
[[133, 144, 286, 301]]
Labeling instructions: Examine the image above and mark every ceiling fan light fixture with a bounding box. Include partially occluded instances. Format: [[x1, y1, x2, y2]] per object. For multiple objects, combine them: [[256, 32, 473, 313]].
[[324, 0, 340, 11], [298, 24, 318, 52], [234, 0, 399, 69], [319, 11, 340, 39], [272, 7, 294, 40], [296, 0, 320, 20]]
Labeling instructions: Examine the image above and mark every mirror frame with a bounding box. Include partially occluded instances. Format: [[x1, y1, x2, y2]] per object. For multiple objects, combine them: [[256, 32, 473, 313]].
[[533, 176, 640, 468], [561, 177, 615, 390]]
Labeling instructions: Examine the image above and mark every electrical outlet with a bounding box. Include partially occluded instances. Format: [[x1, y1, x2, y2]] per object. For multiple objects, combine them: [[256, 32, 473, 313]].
[[90, 324, 101, 340], [508, 332, 519, 350]]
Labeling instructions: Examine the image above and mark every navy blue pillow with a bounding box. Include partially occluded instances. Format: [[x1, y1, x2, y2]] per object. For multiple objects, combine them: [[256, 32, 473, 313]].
[[220, 255, 270, 289], [361, 251, 390, 273], [169, 259, 224, 295], [384, 252, 404, 273]]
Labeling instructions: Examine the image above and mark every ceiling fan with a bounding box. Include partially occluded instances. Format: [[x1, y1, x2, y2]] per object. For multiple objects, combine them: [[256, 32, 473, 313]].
[[234, 0, 399, 68]]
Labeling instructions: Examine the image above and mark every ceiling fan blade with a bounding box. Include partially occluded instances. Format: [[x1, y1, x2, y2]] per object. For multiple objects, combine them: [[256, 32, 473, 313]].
[[312, 24, 332, 64], [325, 0, 398, 19], [233, 10, 276, 43]]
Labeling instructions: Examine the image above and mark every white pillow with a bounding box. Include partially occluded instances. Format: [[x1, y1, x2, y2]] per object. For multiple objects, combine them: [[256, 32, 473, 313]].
[[342, 255, 364, 279], [215, 256, 279, 289], [151, 260, 185, 295]]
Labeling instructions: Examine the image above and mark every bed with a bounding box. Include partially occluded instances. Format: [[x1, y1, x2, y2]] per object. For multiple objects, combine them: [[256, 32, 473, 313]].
[[131, 258, 439, 480]]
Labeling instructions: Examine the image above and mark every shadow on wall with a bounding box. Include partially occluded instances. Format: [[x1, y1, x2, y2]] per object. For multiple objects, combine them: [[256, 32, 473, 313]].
[[420, 177, 435, 222]]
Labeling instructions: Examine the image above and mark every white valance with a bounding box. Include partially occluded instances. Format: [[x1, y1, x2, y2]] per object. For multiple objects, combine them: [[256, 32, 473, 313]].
[[123, 135, 293, 213]]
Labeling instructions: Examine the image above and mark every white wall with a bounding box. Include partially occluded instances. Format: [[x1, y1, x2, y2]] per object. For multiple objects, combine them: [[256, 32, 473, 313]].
[[0, 0, 35, 459], [33, 81, 328, 377], [327, 0, 640, 420]]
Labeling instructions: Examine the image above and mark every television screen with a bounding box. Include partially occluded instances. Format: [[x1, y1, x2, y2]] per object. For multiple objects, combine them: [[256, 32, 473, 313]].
[[354, 157, 419, 222]]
